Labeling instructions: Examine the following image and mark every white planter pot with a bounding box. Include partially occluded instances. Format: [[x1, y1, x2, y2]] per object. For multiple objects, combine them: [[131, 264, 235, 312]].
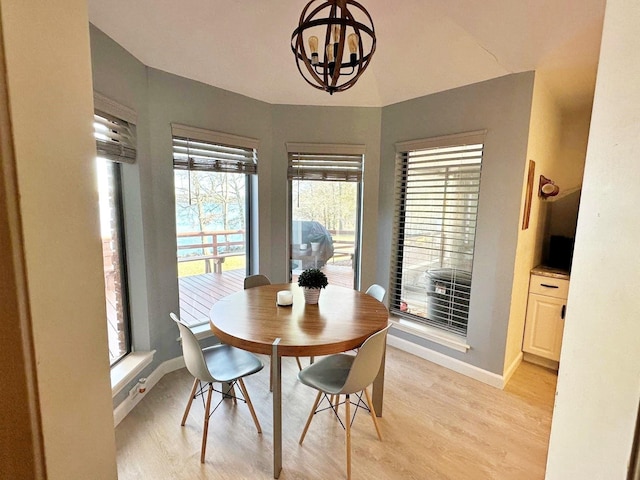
[[311, 242, 320, 252], [303, 287, 321, 304]]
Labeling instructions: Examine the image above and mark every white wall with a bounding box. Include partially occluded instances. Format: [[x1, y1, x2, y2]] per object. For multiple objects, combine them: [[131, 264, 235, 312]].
[[546, 0, 640, 477], [503, 76, 563, 373], [555, 106, 592, 192], [1, 2, 117, 478]]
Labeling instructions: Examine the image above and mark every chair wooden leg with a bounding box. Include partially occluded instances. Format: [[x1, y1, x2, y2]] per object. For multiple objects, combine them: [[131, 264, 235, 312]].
[[334, 395, 340, 415], [181, 378, 199, 426], [230, 384, 237, 404], [200, 383, 214, 463], [345, 393, 351, 480], [238, 378, 262, 434], [299, 391, 323, 445], [364, 387, 383, 441], [295, 356, 303, 371]]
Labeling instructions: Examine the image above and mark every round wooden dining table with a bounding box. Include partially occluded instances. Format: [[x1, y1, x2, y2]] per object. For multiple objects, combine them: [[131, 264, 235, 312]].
[[210, 283, 389, 479]]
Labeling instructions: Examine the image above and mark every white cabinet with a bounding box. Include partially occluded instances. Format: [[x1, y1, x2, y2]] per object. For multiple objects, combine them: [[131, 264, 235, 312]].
[[523, 273, 569, 364]]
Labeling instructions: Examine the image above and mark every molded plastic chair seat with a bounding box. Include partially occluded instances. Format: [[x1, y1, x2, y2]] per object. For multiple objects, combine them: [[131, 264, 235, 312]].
[[201, 343, 263, 383], [298, 354, 355, 394]]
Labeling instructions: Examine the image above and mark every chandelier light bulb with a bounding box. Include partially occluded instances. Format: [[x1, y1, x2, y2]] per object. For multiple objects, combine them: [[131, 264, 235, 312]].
[[308, 35, 319, 65], [347, 33, 358, 54], [308, 35, 319, 53], [326, 43, 335, 62], [333, 24, 341, 43]]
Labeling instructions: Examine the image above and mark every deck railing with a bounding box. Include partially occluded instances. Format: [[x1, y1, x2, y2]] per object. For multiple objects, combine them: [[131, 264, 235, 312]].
[[177, 230, 246, 273], [177, 228, 356, 273], [328, 229, 355, 263]]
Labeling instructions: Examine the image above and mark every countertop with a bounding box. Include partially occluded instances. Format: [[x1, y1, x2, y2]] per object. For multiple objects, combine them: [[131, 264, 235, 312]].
[[531, 265, 571, 280]]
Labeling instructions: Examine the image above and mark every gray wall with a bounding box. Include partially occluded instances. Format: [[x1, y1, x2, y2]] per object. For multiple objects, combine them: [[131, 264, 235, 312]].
[[144, 69, 273, 365], [90, 25, 153, 354], [90, 26, 383, 407], [91, 26, 274, 406], [270, 105, 382, 287], [379, 73, 535, 374], [91, 25, 536, 407]]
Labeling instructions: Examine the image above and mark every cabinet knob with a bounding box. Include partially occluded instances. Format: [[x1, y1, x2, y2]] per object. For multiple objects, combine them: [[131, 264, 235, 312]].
[[541, 283, 559, 289], [561, 305, 566, 319]]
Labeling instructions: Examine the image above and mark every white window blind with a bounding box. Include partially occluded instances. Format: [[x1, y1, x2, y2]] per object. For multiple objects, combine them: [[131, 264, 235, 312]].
[[171, 125, 258, 174], [390, 131, 485, 335], [287, 143, 364, 182], [173, 137, 257, 174], [94, 110, 136, 164]]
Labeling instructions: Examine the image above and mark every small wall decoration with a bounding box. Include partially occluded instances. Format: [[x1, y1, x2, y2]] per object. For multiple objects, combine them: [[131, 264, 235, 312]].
[[539, 175, 560, 198], [522, 160, 535, 230]]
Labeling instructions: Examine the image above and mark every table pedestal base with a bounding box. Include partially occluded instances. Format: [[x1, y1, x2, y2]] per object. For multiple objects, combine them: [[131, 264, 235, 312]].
[[272, 339, 282, 479]]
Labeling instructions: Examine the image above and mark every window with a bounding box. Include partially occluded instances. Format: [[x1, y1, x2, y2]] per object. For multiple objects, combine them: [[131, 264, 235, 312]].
[[172, 124, 258, 326], [287, 143, 364, 289], [390, 131, 485, 336], [94, 109, 136, 366]]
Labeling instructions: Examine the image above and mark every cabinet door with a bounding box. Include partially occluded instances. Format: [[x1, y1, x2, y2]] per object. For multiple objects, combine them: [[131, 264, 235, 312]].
[[523, 293, 566, 361]]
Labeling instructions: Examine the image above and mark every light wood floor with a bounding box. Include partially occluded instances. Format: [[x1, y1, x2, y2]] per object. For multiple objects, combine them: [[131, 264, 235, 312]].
[[115, 347, 557, 479]]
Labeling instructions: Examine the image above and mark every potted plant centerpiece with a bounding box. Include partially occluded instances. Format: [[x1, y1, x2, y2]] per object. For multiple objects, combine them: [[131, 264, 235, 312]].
[[297, 268, 328, 304]]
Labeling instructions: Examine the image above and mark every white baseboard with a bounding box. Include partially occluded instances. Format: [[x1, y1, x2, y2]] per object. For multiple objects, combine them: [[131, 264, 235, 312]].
[[115, 339, 516, 426], [387, 334, 506, 389], [502, 352, 523, 387], [113, 356, 186, 426], [523, 352, 559, 371], [111, 350, 156, 397]]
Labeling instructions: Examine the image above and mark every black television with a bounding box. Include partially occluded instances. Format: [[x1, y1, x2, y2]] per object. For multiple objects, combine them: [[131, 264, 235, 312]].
[[548, 235, 574, 271]]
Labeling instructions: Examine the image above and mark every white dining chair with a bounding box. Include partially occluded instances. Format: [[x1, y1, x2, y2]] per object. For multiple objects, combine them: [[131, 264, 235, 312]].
[[365, 283, 386, 302], [298, 324, 391, 480], [338, 284, 385, 360], [243, 274, 271, 289], [170, 313, 263, 463]]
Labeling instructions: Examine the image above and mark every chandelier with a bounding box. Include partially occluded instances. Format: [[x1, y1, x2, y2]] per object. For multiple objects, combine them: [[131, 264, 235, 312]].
[[291, 0, 376, 95]]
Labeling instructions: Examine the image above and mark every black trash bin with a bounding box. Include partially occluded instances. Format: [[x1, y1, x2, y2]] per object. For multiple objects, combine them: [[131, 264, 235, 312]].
[[425, 268, 472, 332]]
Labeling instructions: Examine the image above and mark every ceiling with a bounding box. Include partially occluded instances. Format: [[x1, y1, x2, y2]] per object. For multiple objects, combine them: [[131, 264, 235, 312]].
[[88, 0, 606, 110]]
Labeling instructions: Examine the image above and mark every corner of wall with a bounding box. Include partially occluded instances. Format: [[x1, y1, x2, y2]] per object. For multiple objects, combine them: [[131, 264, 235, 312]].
[[503, 74, 561, 373]]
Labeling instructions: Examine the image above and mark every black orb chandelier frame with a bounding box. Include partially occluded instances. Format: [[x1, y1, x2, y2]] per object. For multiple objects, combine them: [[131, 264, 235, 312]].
[[291, 0, 376, 95]]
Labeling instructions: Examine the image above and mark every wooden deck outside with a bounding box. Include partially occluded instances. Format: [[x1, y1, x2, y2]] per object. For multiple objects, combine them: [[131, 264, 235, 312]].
[[178, 269, 245, 325], [178, 263, 355, 326]]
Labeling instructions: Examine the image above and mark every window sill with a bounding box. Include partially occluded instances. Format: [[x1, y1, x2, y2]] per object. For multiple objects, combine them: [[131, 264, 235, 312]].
[[389, 316, 470, 353], [175, 322, 216, 343], [190, 322, 215, 340], [110, 350, 155, 397]]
